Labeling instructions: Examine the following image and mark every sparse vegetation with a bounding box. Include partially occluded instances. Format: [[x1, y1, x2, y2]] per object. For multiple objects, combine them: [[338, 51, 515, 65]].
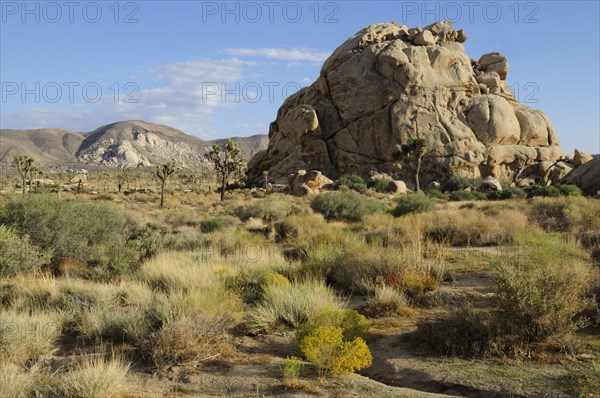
[[392, 192, 435, 216], [311, 191, 382, 222], [0, 172, 596, 396]]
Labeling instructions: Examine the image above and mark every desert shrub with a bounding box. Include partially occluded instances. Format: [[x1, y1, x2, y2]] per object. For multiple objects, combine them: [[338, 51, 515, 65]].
[[441, 176, 479, 192], [298, 326, 372, 377], [0, 225, 49, 277], [392, 193, 435, 217], [361, 285, 408, 318], [246, 279, 344, 334], [486, 186, 527, 200], [61, 355, 130, 398], [0, 195, 138, 276], [400, 273, 438, 303], [557, 184, 583, 197], [281, 356, 304, 385], [127, 222, 174, 258], [225, 270, 290, 304], [323, 245, 407, 294], [0, 310, 61, 366], [529, 197, 585, 232], [149, 312, 233, 368], [494, 231, 595, 347], [528, 184, 582, 198], [338, 175, 368, 193], [426, 189, 447, 200], [527, 184, 561, 198], [579, 229, 600, 263], [367, 178, 390, 193], [416, 306, 495, 357], [448, 190, 487, 201], [311, 191, 382, 222], [200, 217, 226, 233], [296, 307, 369, 344], [233, 193, 295, 223]]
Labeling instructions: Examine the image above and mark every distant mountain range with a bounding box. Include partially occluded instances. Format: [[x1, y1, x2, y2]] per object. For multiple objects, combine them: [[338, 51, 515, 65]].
[[0, 121, 268, 167]]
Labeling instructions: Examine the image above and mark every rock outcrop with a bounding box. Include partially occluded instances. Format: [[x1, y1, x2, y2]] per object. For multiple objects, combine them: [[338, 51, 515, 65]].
[[562, 159, 600, 196], [247, 21, 563, 185]]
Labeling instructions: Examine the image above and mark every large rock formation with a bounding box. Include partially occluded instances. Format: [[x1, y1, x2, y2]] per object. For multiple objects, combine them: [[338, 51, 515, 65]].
[[247, 21, 562, 185]]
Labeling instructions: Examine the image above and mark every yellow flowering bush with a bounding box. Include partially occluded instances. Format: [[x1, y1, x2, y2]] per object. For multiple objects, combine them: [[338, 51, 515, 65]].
[[298, 325, 372, 377]]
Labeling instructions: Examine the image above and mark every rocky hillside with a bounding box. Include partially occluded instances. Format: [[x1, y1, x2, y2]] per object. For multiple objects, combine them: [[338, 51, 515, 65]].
[[247, 21, 565, 186], [0, 129, 84, 164], [0, 121, 268, 167]]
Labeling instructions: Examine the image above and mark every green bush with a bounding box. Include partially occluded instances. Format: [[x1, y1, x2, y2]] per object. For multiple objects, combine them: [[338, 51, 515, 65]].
[[448, 190, 487, 201], [392, 193, 435, 217], [486, 186, 526, 200], [311, 191, 382, 222], [558, 184, 583, 197], [0, 195, 138, 276], [426, 189, 447, 200], [367, 178, 389, 193], [441, 176, 479, 192], [527, 184, 582, 198], [200, 218, 226, 233], [338, 175, 368, 193], [0, 225, 49, 277], [527, 185, 561, 198]]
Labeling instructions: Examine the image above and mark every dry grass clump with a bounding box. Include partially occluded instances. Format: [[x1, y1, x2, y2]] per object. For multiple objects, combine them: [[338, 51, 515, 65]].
[[146, 287, 242, 368], [137, 251, 219, 292], [0, 361, 38, 398], [361, 285, 408, 318], [423, 207, 528, 246], [246, 278, 345, 334], [0, 310, 61, 366], [60, 354, 131, 398], [529, 196, 600, 234], [276, 213, 360, 249]]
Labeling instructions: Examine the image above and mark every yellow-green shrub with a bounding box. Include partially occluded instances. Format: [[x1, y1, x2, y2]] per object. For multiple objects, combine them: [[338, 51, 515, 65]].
[[295, 307, 369, 344], [298, 326, 372, 377]]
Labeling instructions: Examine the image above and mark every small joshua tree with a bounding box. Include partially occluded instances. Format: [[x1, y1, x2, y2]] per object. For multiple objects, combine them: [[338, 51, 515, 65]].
[[204, 139, 245, 201], [157, 161, 177, 208], [401, 138, 428, 192], [14, 155, 34, 194]]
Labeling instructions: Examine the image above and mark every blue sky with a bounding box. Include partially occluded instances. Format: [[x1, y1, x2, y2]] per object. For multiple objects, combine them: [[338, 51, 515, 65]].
[[1, 0, 598, 154]]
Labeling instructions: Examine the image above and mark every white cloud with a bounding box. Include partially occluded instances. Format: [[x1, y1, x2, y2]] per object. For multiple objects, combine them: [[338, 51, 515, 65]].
[[0, 57, 254, 136], [224, 47, 329, 63]]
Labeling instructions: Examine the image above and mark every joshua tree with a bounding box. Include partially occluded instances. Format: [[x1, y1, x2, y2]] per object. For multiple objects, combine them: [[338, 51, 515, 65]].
[[263, 170, 269, 188], [14, 155, 34, 194], [157, 161, 177, 208], [401, 138, 428, 192], [204, 139, 245, 201]]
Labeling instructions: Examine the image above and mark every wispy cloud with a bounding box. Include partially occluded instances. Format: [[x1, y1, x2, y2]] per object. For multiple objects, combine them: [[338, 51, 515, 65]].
[[1, 57, 254, 136], [223, 47, 329, 63]]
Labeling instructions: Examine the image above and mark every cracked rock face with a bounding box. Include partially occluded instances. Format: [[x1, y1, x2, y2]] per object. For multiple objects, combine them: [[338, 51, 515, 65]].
[[247, 20, 562, 185]]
